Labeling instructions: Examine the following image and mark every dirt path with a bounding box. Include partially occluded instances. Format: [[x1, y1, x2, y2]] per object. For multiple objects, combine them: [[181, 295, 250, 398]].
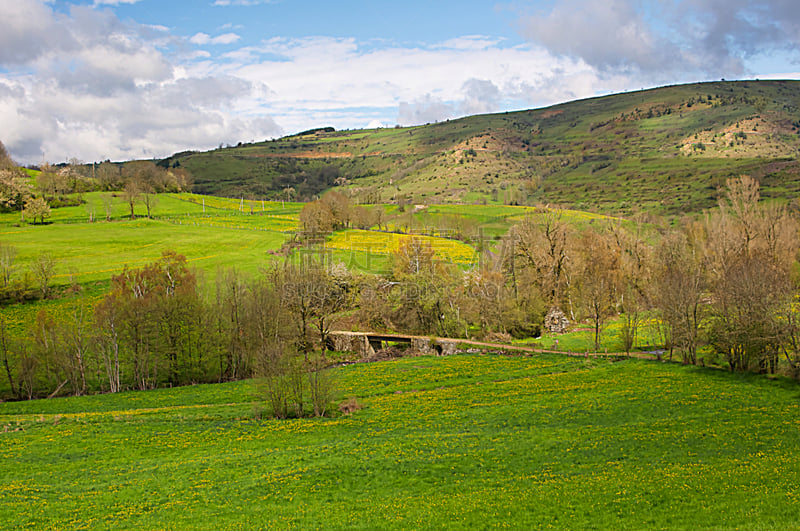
[[333, 330, 658, 361], [448, 338, 658, 361]]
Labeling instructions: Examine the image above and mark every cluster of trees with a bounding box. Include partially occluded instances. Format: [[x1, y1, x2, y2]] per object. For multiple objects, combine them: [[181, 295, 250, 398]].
[[0, 141, 193, 224], [0, 244, 58, 304], [0, 251, 347, 418], [299, 191, 386, 234], [345, 175, 800, 376], [0, 142, 51, 224]]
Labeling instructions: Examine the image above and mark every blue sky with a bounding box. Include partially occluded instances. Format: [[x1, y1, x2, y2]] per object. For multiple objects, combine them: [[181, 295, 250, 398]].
[[2, 0, 799, 164]]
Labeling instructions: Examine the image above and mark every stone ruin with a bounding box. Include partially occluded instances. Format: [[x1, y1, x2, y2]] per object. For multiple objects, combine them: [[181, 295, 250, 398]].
[[544, 307, 569, 334]]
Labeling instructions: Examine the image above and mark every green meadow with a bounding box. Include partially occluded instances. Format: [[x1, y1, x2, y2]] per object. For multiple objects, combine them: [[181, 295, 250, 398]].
[[2, 185, 800, 528], [2, 354, 799, 529]]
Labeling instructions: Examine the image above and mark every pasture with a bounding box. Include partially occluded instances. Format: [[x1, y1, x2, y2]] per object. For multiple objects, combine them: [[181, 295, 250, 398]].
[[1, 353, 799, 529]]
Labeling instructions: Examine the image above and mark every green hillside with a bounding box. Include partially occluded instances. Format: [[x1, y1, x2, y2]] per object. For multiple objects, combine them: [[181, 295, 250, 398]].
[[162, 80, 800, 216]]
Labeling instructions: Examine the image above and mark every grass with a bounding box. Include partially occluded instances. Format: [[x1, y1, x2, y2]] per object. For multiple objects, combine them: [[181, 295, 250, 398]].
[[1, 353, 799, 528]]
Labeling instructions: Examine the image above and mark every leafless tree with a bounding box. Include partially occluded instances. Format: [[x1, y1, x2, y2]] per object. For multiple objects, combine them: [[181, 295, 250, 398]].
[[31, 252, 57, 298]]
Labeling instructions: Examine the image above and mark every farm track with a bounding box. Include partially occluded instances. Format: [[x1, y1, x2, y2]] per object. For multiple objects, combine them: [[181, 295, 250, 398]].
[[334, 330, 659, 361]]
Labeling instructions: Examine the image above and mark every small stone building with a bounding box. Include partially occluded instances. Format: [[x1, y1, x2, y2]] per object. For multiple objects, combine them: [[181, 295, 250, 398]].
[[544, 307, 569, 334]]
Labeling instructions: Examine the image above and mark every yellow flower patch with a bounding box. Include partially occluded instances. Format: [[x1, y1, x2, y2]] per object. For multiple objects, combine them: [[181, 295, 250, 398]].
[[326, 230, 477, 264]]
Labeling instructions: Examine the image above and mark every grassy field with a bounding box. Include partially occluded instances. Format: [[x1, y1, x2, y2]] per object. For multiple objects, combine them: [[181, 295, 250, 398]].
[[1, 353, 799, 529]]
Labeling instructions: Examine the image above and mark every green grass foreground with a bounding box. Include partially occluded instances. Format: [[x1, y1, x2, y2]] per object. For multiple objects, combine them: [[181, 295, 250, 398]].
[[2, 354, 800, 529]]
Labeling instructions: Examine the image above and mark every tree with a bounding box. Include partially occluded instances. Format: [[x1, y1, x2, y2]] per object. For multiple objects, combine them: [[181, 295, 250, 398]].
[[151, 251, 202, 385], [609, 216, 652, 355], [214, 267, 249, 381], [109, 263, 160, 390], [510, 207, 571, 308], [719, 175, 761, 254], [321, 190, 351, 229], [575, 229, 620, 351], [122, 180, 140, 220], [37, 165, 57, 198], [23, 197, 50, 224], [0, 242, 17, 288], [299, 200, 335, 236], [0, 141, 14, 170], [0, 168, 32, 220], [246, 277, 294, 418], [277, 256, 350, 354], [31, 252, 57, 298], [57, 306, 90, 395], [0, 316, 20, 399], [708, 251, 790, 373], [94, 293, 123, 393], [653, 232, 705, 364], [390, 237, 462, 336], [96, 161, 122, 191], [140, 181, 158, 219], [393, 236, 436, 278]]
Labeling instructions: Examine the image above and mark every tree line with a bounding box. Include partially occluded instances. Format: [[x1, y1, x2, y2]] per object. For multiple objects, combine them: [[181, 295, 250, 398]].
[[0, 141, 192, 224], [303, 175, 800, 375], [2, 174, 799, 411]]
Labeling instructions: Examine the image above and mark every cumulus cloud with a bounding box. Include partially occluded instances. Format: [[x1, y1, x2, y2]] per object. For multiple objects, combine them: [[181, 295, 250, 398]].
[[521, 0, 676, 73], [229, 35, 606, 128], [0, 0, 281, 164], [398, 95, 455, 126], [21, 0, 800, 165], [0, 0, 74, 65], [520, 0, 800, 79], [460, 78, 501, 116]]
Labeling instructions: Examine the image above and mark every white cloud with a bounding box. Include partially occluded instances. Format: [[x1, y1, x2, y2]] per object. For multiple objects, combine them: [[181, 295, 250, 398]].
[[212, 33, 242, 45], [0, 0, 74, 65], [460, 78, 501, 116], [213, 0, 274, 6], [398, 96, 454, 126], [190, 32, 241, 46], [0, 0, 280, 164], [519, 0, 800, 80], [92, 0, 142, 6], [190, 33, 212, 45], [224, 36, 611, 131], [19, 0, 799, 166]]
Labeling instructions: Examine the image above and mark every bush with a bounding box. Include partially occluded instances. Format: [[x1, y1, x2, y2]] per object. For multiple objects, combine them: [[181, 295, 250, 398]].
[[338, 397, 362, 416]]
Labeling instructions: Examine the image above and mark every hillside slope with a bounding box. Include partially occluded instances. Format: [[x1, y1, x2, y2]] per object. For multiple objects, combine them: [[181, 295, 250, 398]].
[[161, 80, 800, 216]]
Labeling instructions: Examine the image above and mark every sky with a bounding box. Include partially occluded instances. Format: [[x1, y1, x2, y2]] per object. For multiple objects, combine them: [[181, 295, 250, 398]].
[[1, 0, 799, 165]]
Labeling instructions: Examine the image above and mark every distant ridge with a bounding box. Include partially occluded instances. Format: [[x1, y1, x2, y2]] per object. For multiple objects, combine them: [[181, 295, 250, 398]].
[[159, 80, 800, 216]]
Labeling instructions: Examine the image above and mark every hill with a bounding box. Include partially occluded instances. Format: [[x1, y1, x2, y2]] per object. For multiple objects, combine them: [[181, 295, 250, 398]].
[[160, 80, 800, 216]]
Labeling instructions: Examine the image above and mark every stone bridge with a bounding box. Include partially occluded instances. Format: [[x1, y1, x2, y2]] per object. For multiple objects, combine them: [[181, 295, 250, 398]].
[[327, 331, 458, 358]]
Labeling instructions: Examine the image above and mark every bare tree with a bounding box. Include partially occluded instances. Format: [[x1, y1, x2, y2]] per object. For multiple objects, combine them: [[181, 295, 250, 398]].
[[31, 252, 57, 298], [0, 316, 20, 399], [654, 232, 706, 364], [510, 207, 571, 309], [0, 243, 17, 288], [708, 251, 790, 373], [122, 180, 140, 220], [94, 295, 122, 393], [140, 181, 158, 219], [575, 229, 620, 352]]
